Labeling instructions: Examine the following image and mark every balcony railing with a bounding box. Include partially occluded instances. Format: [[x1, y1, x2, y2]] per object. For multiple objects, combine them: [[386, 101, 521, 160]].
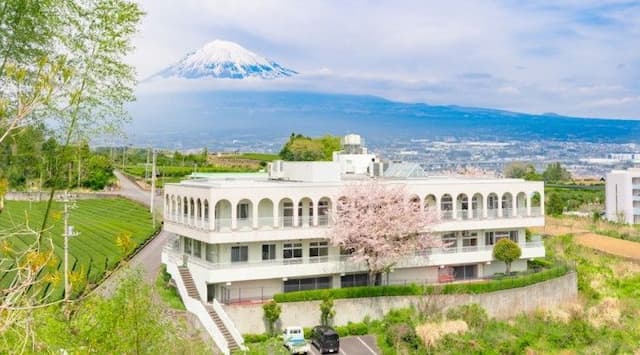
[[164, 241, 544, 271], [168, 207, 543, 232]]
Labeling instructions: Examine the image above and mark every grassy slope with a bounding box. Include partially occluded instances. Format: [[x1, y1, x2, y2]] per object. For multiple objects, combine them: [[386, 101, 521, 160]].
[[0, 198, 156, 300]]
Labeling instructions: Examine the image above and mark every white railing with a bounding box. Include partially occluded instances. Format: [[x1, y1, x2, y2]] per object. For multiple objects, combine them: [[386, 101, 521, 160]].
[[212, 299, 246, 351], [165, 261, 230, 355], [531, 207, 542, 216], [164, 241, 544, 271], [517, 207, 528, 216], [502, 208, 513, 217], [487, 209, 498, 218]]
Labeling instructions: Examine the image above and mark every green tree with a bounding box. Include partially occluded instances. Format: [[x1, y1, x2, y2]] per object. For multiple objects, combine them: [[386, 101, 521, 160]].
[[82, 155, 114, 190], [546, 192, 564, 216], [320, 297, 335, 326], [279, 133, 342, 161], [493, 239, 522, 274], [262, 300, 282, 336], [543, 162, 571, 183], [504, 162, 536, 179]]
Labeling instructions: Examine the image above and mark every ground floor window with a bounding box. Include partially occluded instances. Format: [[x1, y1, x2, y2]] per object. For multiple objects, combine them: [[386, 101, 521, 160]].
[[453, 264, 477, 280], [283, 242, 302, 263], [262, 244, 276, 261], [193, 240, 202, 258], [206, 244, 216, 262], [284, 276, 331, 292], [183, 237, 192, 254], [231, 245, 248, 263], [340, 273, 369, 288]]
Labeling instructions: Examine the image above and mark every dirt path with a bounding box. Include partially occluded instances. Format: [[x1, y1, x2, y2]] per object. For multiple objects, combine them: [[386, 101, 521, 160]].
[[532, 219, 640, 260]]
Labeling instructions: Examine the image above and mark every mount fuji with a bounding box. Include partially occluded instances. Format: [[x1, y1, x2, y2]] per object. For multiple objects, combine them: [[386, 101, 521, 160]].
[[149, 40, 297, 80]]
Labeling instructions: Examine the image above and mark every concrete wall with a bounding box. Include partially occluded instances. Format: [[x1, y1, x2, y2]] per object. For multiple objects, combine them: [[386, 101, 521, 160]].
[[6, 191, 120, 201], [223, 272, 578, 334]]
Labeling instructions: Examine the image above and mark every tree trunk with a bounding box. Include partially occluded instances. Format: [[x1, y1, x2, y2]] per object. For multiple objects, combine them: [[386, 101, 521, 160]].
[[368, 270, 377, 286], [505, 262, 511, 275]]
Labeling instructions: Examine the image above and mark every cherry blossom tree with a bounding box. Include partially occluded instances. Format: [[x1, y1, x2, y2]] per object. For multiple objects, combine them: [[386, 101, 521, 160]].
[[329, 181, 439, 286]]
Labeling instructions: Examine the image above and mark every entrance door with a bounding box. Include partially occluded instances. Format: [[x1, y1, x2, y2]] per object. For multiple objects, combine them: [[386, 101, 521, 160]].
[[206, 283, 216, 303]]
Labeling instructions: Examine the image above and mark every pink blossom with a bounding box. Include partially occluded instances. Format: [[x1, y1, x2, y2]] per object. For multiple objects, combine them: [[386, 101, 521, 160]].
[[329, 180, 439, 284]]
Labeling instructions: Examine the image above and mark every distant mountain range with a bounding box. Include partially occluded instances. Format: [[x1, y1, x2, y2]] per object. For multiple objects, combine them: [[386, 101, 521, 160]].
[[126, 90, 640, 148], [148, 40, 297, 80]]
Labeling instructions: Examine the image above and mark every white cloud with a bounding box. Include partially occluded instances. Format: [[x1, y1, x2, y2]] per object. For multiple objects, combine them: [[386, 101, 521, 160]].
[[130, 0, 640, 119]]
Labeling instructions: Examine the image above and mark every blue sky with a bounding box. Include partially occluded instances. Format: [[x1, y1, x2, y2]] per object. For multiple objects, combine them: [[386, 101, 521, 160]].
[[130, 0, 640, 119]]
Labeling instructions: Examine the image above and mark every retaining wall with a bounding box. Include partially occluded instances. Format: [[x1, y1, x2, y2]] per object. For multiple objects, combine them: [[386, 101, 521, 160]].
[[224, 272, 578, 334]]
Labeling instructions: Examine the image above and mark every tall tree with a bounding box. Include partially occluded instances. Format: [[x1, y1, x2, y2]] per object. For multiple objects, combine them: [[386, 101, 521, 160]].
[[543, 162, 571, 183], [329, 181, 438, 286]]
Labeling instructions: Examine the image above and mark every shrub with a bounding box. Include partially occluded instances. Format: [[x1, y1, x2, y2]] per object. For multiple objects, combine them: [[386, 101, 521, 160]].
[[385, 323, 418, 349], [335, 321, 369, 337], [416, 320, 468, 347], [446, 304, 488, 329], [272, 265, 570, 302], [262, 301, 281, 336], [320, 297, 335, 326], [242, 333, 270, 343]]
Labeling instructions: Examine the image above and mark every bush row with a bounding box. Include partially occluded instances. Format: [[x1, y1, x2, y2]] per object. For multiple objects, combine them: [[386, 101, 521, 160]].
[[273, 265, 570, 302]]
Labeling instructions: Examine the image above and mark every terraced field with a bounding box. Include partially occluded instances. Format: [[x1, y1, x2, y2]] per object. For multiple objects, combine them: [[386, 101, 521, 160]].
[[0, 198, 157, 300]]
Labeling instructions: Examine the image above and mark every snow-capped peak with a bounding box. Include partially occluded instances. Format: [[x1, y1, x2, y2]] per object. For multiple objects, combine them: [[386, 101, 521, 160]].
[[150, 40, 297, 80]]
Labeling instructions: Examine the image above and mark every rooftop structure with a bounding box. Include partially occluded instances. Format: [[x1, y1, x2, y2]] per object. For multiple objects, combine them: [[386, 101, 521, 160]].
[[606, 168, 640, 224]]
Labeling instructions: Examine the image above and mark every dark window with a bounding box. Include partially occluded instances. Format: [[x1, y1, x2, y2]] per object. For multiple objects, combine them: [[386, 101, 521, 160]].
[[231, 246, 248, 263], [262, 244, 276, 260], [309, 241, 328, 260], [453, 265, 477, 280], [183, 237, 192, 254], [340, 273, 369, 288], [283, 242, 302, 263], [284, 277, 332, 292], [193, 240, 202, 258], [238, 203, 250, 219]]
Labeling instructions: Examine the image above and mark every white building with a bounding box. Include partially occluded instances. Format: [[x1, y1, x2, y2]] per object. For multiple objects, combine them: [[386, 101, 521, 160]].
[[160, 135, 545, 353], [606, 168, 640, 224]]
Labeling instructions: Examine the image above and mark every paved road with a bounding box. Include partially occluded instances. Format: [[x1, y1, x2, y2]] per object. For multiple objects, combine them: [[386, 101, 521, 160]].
[[308, 336, 380, 355], [95, 171, 168, 296]]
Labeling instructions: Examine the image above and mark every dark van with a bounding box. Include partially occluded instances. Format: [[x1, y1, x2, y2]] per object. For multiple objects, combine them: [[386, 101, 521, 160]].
[[311, 326, 340, 354]]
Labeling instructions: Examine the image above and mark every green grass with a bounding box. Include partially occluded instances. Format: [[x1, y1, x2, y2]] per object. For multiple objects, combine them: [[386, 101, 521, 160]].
[[0, 198, 157, 300], [155, 265, 185, 310], [235, 153, 279, 162]]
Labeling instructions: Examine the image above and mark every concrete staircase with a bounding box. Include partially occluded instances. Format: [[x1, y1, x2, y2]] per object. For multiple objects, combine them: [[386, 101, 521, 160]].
[[206, 305, 240, 352], [178, 266, 200, 299], [177, 266, 242, 353]]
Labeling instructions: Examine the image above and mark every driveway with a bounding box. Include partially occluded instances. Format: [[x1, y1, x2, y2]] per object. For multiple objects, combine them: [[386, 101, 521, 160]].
[[95, 170, 167, 296], [308, 335, 380, 355]]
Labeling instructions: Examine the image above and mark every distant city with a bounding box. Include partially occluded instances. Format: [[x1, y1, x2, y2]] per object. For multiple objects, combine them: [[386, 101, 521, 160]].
[[134, 136, 638, 179]]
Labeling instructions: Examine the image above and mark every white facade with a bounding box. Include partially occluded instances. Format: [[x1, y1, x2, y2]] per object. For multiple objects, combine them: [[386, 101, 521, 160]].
[[161, 140, 545, 305], [606, 168, 640, 224]]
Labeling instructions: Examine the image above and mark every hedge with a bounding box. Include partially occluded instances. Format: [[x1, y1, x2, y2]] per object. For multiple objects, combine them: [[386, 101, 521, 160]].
[[273, 264, 571, 303]]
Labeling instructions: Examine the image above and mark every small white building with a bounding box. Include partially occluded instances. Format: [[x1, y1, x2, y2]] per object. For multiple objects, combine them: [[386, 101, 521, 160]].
[[606, 168, 640, 224]]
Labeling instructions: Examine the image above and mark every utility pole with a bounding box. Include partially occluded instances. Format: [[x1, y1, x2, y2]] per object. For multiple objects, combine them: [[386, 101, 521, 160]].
[[145, 147, 150, 181], [150, 149, 157, 229], [61, 191, 79, 302], [122, 145, 126, 170]]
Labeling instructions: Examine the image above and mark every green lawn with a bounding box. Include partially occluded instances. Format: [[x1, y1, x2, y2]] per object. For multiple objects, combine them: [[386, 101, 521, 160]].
[[0, 198, 157, 300]]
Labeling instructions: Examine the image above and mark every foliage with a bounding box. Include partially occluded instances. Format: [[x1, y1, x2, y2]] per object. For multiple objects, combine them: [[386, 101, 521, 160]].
[[445, 304, 488, 328], [279, 133, 340, 161], [155, 265, 185, 310], [335, 321, 369, 336], [0, 125, 115, 191], [503, 162, 536, 179], [546, 192, 565, 216], [320, 297, 335, 326], [273, 265, 570, 302], [330, 181, 438, 285], [544, 185, 604, 212], [493, 239, 522, 274], [262, 300, 282, 336], [242, 333, 271, 343], [124, 164, 256, 178], [1, 270, 209, 354], [543, 162, 572, 183], [0, 199, 156, 300]]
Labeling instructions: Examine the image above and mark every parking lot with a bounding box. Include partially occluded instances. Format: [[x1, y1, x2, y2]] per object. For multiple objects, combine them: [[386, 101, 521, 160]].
[[307, 335, 380, 355]]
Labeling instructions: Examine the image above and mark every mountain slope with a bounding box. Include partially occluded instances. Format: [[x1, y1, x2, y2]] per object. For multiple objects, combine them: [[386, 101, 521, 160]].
[[127, 90, 640, 147], [150, 40, 297, 80]]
